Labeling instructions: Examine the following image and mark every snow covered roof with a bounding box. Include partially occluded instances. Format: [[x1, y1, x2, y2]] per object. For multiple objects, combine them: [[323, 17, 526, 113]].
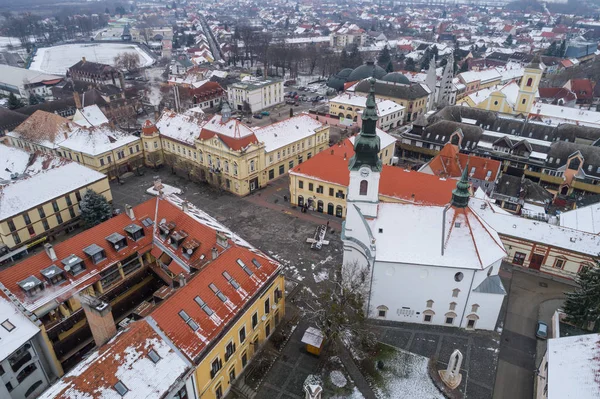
[[9, 111, 77, 149], [60, 125, 140, 156], [0, 64, 61, 87], [72, 104, 110, 127], [254, 115, 325, 153], [369, 202, 506, 269], [470, 195, 600, 256], [0, 144, 69, 183], [530, 102, 600, 128], [156, 110, 204, 146], [546, 333, 600, 399], [0, 295, 40, 362], [38, 319, 190, 399], [0, 158, 106, 220], [459, 68, 502, 84], [331, 94, 404, 117], [350, 128, 396, 151], [560, 204, 600, 234]]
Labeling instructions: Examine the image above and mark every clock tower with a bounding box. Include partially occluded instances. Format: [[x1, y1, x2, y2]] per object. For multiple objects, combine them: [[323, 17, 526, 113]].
[[347, 78, 382, 218]]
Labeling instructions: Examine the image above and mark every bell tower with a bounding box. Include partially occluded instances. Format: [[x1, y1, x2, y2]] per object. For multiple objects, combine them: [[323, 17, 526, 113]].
[[515, 55, 543, 115], [347, 78, 382, 218]]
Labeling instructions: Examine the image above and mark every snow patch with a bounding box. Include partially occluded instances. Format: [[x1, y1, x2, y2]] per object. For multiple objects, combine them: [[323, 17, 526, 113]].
[[330, 370, 348, 388]]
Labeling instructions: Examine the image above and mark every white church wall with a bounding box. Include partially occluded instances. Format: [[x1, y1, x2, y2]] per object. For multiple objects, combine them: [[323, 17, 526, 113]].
[[461, 291, 504, 331]]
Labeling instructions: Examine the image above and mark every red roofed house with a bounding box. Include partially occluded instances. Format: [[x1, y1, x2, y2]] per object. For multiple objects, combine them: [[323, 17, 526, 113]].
[[563, 79, 595, 104], [419, 143, 502, 196], [289, 130, 459, 218], [2, 194, 284, 399]]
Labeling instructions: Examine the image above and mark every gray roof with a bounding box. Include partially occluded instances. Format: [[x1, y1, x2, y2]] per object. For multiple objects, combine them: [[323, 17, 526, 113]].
[[348, 62, 386, 82], [17, 275, 43, 291], [106, 232, 126, 244], [473, 275, 506, 295], [354, 79, 429, 100], [40, 264, 64, 279], [546, 141, 600, 178], [83, 243, 104, 257]]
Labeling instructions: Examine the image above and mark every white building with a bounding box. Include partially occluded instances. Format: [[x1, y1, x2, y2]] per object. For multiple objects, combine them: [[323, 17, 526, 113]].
[[341, 80, 507, 331], [227, 78, 284, 113], [329, 23, 366, 48], [0, 65, 62, 101], [0, 296, 60, 399], [329, 93, 405, 131], [536, 333, 600, 399]]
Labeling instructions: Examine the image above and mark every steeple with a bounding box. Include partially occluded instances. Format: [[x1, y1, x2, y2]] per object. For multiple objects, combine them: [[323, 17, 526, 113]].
[[349, 78, 382, 172], [451, 163, 471, 208]]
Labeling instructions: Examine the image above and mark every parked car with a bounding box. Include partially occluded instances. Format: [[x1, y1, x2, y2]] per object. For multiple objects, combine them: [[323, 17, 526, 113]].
[[284, 79, 296, 86], [286, 99, 296, 105], [535, 321, 548, 339], [298, 86, 306, 91], [261, 111, 270, 116], [253, 114, 263, 119]]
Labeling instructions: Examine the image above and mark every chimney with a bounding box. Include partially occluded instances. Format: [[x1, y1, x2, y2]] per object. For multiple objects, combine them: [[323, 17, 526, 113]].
[[82, 57, 86, 63], [211, 247, 219, 260], [182, 201, 189, 213], [125, 204, 135, 220], [44, 243, 57, 261], [216, 231, 228, 248], [118, 72, 125, 89], [73, 91, 82, 110], [178, 273, 187, 287], [79, 295, 117, 347]]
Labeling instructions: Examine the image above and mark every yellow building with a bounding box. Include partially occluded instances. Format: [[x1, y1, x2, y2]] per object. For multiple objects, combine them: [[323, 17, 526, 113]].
[[142, 105, 330, 196], [0, 145, 111, 254], [350, 79, 430, 123], [7, 110, 144, 180]]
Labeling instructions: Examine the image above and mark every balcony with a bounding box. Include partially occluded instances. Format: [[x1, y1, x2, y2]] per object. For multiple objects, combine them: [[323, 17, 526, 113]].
[[46, 308, 85, 340], [9, 349, 32, 372]]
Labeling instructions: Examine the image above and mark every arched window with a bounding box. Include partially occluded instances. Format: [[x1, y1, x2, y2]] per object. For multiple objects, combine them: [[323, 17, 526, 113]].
[[338, 112, 344, 118], [317, 200, 324, 213], [208, 154, 212, 166], [216, 158, 221, 169], [250, 160, 255, 172], [346, 114, 352, 119], [233, 163, 238, 176], [224, 161, 229, 173], [426, 299, 434, 308], [526, 77, 533, 87], [339, 105, 345, 110], [335, 205, 343, 217], [347, 107, 353, 111], [359, 180, 368, 196]]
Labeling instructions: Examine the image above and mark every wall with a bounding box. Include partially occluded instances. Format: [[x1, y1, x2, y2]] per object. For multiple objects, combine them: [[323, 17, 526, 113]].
[[195, 275, 285, 399], [0, 334, 51, 399], [535, 349, 549, 399]]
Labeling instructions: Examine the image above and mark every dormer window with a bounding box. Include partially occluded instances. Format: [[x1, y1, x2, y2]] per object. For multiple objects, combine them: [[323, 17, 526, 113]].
[[62, 254, 85, 275], [159, 221, 176, 239], [83, 244, 107, 265], [106, 233, 127, 251], [182, 238, 200, 259], [124, 224, 144, 241], [17, 276, 44, 297], [40, 265, 66, 286], [237, 259, 253, 276], [169, 230, 188, 249], [222, 271, 240, 289], [209, 283, 228, 302]]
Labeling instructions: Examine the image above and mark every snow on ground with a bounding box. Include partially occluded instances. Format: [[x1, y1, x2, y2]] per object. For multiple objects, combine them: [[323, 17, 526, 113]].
[[30, 43, 154, 75], [373, 347, 444, 399], [146, 184, 182, 196], [332, 387, 364, 399], [313, 269, 329, 283], [0, 37, 21, 50], [330, 370, 348, 388]]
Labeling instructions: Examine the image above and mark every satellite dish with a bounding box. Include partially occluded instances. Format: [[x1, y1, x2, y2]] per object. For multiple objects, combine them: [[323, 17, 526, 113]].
[[64, 265, 71, 271], [159, 218, 166, 225], [187, 248, 193, 255], [115, 244, 120, 250]]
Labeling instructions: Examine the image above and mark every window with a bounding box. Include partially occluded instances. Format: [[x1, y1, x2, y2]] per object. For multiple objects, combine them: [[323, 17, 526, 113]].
[[239, 326, 246, 343], [329, 187, 334, 196], [52, 201, 59, 212], [211, 358, 223, 378], [264, 298, 270, 314], [27, 226, 35, 236], [471, 304, 480, 313], [289, 160, 294, 169], [229, 366, 236, 383], [24, 380, 43, 397], [378, 309, 386, 317], [13, 233, 21, 245], [75, 191, 81, 202], [452, 288, 460, 298], [446, 316, 454, 324], [265, 321, 271, 337], [1, 319, 15, 332], [225, 341, 236, 361], [23, 213, 31, 225], [513, 252, 526, 266], [308, 183, 314, 191], [242, 352, 248, 368], [316, 185, 323, 194], [194, 296, 215, 316], [252, 312, 258, 329], [279, 165, 284, 175], [209, 283, 229, 302], [554, 258, 565, 269], [215, 384, 223, 399], [424, 314, 432, 322], [454, 272, 464, 282], [250, 160, 256, 172], [7, 219, 16, 232], [148, 349, 161, 363], [38, 207, 45, 218], [360, 180, 368, 195], [69, 207, 76, 218], [299, 180, 304, 189], [526, 77, 533, 87], [449, 302, 457, 311], [233, 163, 238, 176]]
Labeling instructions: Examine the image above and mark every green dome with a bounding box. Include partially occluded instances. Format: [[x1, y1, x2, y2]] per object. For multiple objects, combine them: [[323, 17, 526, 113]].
[[337, 68, 354, 78], [347, 61, 386, 82], [381, 72, 410, 85]]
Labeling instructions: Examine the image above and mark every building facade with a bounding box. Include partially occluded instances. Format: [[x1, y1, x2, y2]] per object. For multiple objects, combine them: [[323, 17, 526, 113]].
[[227, 78, 284, 113], [328, 93, 405, 130]]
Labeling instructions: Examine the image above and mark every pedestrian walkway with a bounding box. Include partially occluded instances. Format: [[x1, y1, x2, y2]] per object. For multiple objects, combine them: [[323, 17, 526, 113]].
[[335, 339, 377, 399]]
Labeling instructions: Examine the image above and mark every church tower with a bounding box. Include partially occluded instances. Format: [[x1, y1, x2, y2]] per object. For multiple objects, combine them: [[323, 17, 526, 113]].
[[515, 55, 543, 115], [438, 53, 455, 106], [347, 78, 382, 218], [425, 57, 437, 111]]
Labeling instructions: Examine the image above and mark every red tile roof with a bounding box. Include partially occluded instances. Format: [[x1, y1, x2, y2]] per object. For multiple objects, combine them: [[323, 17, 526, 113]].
[[198, 128, 258, 151], [290, 138, 458, 205], [538, 87, 577, 104], [424, 143, 501, 181], [567, 79, 594, 100]]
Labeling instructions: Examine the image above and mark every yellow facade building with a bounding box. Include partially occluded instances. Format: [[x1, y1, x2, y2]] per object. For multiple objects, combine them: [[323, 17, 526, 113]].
[[0, 145, 111, 255], [142, 105, 330, 196], [7, 110, 144, 180]]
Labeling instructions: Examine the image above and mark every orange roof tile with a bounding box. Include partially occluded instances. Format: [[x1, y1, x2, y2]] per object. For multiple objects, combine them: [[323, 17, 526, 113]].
[[291, 138, 458, 205], [425, 143, 501, 181]]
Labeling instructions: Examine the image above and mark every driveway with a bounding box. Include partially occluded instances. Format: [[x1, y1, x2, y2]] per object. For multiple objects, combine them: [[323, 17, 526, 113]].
[[492, 266, 574, 399]]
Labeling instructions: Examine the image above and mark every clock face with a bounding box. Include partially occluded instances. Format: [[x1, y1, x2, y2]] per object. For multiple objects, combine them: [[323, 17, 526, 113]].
[[360, 168, 370, 177]]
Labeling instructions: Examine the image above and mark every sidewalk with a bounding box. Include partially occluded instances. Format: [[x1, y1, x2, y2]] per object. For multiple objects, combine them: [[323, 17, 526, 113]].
[[335, 339, 377, 399]]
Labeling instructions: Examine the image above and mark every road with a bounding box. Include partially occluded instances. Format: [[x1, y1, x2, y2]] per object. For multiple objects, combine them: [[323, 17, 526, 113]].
[[492, 265, 573, 399]]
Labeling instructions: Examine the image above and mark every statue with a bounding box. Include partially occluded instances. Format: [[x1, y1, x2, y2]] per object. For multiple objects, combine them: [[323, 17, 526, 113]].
[[439, 349, 463, 389]]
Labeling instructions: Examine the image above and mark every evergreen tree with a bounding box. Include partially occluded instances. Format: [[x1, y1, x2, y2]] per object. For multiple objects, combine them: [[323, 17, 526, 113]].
[[28, 92, 39, 105], [459, 60, 469, 73], [7, 93, 24, 110], [546, 41, 557, 56], [348, 44, 362, 69], [559, 40, 566, 57], [505, 34, 513, 46], [377, 45, 391, 68], [340, 48, 350, 68], [79, 189, 112, 227], [405, 58, 416, 72], [564, 264, 600, 332], [386, 60, 394, 73]]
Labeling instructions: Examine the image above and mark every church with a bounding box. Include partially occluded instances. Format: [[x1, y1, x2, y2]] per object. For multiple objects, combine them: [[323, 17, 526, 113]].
[[341, 79, 507, 331]]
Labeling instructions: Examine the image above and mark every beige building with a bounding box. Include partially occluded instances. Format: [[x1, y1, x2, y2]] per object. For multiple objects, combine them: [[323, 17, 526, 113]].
[[329, 23, 366, 48], [227, 78, 284, 113], [0, 144, 111, 255], [7, 111, 144, 180], [328, 93, 405, 130], [142, 105, 330, 196]]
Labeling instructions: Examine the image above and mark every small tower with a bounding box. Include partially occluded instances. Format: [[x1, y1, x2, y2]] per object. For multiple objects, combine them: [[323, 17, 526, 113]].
[[438, 53, 455, 106], [347, 78, 381, 218], [425, 57, 437, 111], [515, 54, 543, 115], [451, 163, 471, 208]]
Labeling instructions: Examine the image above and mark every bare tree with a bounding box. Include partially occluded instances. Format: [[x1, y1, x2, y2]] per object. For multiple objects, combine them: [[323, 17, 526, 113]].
[[114, 52, 141, 72]]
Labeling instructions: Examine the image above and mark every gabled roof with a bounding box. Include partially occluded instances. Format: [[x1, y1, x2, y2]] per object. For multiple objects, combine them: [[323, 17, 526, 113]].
[[38, 320, 190, 399], [473, 275, 506, 294], [199, 114, 258, 151], [11, 110, 77, 148], [422, 143, 501, 181]]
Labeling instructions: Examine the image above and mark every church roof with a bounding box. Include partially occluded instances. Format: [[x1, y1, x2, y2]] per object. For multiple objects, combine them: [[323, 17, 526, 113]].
[[473, 275, 506, 295], [347, 61, 387, 83], [381, 72, 410, 85], [368, 202, 506, 269]]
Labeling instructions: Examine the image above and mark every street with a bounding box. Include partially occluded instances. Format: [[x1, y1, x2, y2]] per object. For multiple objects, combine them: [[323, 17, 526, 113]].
[[492, 266, 573, 399]]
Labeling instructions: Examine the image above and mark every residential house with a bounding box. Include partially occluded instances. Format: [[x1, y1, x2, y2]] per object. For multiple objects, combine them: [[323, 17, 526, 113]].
[[227, 78, 284, 113], [328, 93, 405, 130], [67, 58, 122, 88], [563, 79, 594, 104]]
